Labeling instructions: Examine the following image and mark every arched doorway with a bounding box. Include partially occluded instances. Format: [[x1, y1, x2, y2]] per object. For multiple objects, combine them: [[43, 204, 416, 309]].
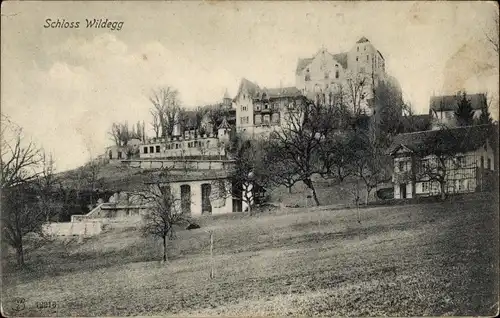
[[180, 184, 191, 215], [201, 183, 212, 214]]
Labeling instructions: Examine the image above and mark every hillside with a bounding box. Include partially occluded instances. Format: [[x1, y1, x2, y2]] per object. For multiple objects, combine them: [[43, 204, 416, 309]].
[[2, 194, 498, 316]]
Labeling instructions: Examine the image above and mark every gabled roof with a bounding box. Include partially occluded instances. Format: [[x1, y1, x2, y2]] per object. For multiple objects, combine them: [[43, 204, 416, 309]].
[[388, 124, 494, 156], [357, 36, 370, 43], [296, 58, 314, 75], [236, 78, 261, 99], [295, 51, 348, 75], [429, 93, 486, 111], [218, 117, 231, 130]]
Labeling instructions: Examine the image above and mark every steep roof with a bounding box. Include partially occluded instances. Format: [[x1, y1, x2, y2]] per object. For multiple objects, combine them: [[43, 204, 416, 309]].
[[260, 86, 303, 99], [236, 78, 261, 99], [218, 116, 231, 130], [389, 124, 494, 156], [429, 93, 486, 111], [295, 52, 348, 75], [356, 36, 370, 43]]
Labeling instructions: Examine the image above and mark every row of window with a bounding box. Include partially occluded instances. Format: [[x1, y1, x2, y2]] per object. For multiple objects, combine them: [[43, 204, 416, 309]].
[[240, 116, 250, 124], [255, 113, 280, 125], [399, 156, 492, 172], [305, 70, 340, 82], [143, 145, 162, 154]]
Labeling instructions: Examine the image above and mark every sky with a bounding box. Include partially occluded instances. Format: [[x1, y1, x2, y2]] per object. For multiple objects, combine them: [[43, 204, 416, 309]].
[[2, 1, 499, 172]]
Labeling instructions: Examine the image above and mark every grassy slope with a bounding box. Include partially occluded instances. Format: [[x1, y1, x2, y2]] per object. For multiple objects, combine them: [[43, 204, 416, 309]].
[[2, 196, 498, 316]]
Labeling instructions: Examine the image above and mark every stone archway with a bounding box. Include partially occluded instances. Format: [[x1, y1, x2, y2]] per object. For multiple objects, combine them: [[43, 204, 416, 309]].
[[201, 183, 212, 214], [180, 184, 191, 215]]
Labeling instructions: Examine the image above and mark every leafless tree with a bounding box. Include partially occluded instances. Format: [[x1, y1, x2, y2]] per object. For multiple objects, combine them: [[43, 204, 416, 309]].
[[216, 134, 268, 214], [1, 115, 43, 189], [82, 159, 102, 206], [412, 125, 483, 200], [150, 109, 161, 138], [266, 97, 338, 206], [0, 116, 49, 266], [109, 122, 130, 147], [351, 132, 392, 205], [343, 71, 370, 116], [35, 152, 59, 222], [485, 10, 499, 54], [149, 87, 182, 138], [140, 169, 190, 263]]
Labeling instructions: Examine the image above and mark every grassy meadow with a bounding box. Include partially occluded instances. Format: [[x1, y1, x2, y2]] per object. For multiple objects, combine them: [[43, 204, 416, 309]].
[[2, 195, 498, 316]]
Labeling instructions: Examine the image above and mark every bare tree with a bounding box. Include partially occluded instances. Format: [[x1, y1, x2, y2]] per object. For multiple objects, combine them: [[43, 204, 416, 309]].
[[140, 169, 189, 262], [267, 97, 338, 206], [35, 152, 59, 222], [109, 122, 130, 147], [1, 115, 43, 189], [216, 134, 268, 214], [0, 116, 48, 266], [485, 10, 499, 54], [149, 87, 182, 138], [413, 125, 482, 200], [351, 132, 392, 205], [343, 71, 370, 116], [150, 109, 161, 139], [82, 159, 102, 206]]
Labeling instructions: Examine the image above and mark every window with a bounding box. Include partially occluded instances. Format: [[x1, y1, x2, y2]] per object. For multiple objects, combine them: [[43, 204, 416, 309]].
[[175, 143, 179, 149], [357, 46, 359, 52], [255, 114, 262, 125], [255, 103, 261, 111], [264, 103, 269, 110], [305, 69, 311, 81], [366, 55, 369, 61], [242, 105, 247, 111], [421, 182, 429, 193], [263, 114, 270, 125], [399, 161, 405, 172], [356, 56, 358, 62], [271, 113, 280, 124], [458, 180, 465, 191], [143, 146, 148, 154], [149, 146, 154, 153], [487, 158, 491, 170], [364, 46, 366, 51], [156, 145, 160, 153], [480, 156, 484, 168], [335, 70, 339, 79]]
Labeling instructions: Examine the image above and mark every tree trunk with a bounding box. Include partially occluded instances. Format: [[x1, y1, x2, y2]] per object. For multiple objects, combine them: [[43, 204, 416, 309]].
[[303, 178, 320, 206], [365, 188, 371, 205], [287, 186, 292, 194], [16, 244, 24, 267], [440, 181, 446, 200], [162, 235, 168, 263]]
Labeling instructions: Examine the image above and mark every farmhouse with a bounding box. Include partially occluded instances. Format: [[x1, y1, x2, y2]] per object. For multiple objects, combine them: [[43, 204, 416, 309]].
[[389, 124, 496, 199]]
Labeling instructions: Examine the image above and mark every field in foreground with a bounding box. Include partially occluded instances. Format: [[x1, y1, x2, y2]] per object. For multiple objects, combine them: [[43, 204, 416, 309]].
[[2, 196, 498, 316]]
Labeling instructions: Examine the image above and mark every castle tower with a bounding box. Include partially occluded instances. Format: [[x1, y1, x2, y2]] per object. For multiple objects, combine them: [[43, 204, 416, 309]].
[[223, 89, 232, 109]]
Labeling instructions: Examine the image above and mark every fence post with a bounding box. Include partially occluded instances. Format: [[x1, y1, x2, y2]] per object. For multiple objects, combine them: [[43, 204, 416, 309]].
[[209, 231, 215, 279]]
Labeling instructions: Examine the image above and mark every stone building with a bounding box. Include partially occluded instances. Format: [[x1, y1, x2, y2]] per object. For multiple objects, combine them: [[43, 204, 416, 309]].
[[295, 37, 387, 114], [233, 78, 309, 137]]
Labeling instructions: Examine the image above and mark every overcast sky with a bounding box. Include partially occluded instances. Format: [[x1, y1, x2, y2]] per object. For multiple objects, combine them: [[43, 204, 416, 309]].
[[2, 1, 498, 171]]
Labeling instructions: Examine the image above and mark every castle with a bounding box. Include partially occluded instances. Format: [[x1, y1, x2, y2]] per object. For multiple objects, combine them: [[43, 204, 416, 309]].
[[234, 37, 389, 137]]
